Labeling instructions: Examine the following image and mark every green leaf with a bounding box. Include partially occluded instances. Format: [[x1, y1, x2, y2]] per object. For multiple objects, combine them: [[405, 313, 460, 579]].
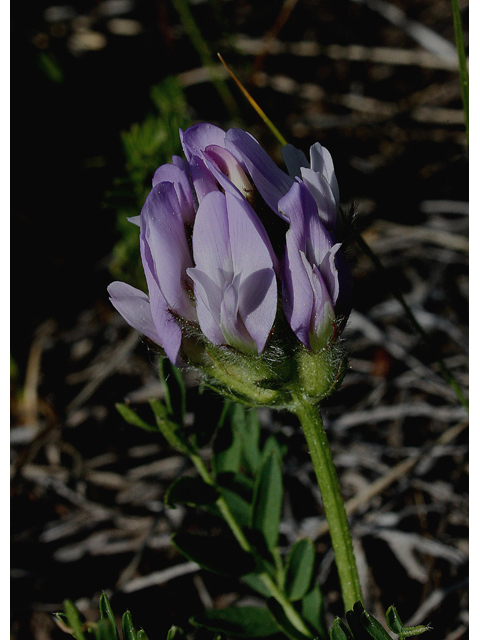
[[165, 476, 220, 508], [190, 607, 280, 638], [95, 619, 119, 640], [301, 584, 328, 639], [219, 487, 252, 529], [213, 404, 244, 475], [251, 451, 283, 550], [116, 403, 158, 432], [242, 573, 272, 598], [385, 606, 403, 634], [137, 631, 150, 640], [285, 539, 315, 602], [149, 400, 195, 455], [266, 598, 312, 640], [63, 600, 87, 640], [172, 532, 256, 576], [330, 618, 353, 640], [358, 607, 392, 640], [98, 593, 119, 640], [240, 408, 261, 475], [122, 611, 137, 640]]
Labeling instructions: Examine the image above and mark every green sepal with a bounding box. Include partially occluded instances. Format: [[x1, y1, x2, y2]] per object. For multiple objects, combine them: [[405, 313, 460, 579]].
[[116, 403, 158, 432], [330, 618, 353, 640], [285, 538, 316, 602], [172, 531, 256, 576], [266, 598, 312, 640], [98, 593, 119, 640], [122, 611, 137, 640], [149, 399, 195, 455], [190, 607, 280, 638], [301, 584, 328, 639], [251, 451, 283, 550], [165, 476, 220, 508]]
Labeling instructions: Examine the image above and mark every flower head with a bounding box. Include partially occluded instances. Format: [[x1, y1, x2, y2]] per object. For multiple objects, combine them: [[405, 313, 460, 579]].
[[108, 123, 352, 404]]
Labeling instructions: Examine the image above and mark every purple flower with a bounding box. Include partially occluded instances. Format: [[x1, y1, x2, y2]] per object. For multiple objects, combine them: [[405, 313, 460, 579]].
[[108, 122, 351, 370]]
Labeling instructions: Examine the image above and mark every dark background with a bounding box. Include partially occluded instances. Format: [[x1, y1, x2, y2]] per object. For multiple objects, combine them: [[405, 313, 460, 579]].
[[11, 1, 468, 639]]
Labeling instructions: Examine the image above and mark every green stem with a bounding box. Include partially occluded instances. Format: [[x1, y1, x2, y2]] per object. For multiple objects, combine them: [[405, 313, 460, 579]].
[[292, 393, 363, 613], [190, 452, 313, 637]]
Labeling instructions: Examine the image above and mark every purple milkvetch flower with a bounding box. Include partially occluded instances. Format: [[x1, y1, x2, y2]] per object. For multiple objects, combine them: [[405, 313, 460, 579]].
[[108, 122, 351, 391]]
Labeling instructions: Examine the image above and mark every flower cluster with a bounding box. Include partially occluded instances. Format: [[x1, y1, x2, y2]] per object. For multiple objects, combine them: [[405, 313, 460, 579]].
[[108, 123, 351, 403]]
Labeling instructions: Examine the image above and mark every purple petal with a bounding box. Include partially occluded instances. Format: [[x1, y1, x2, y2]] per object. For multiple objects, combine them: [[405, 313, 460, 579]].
[[238, 268, 277, 354], [152, 162, 195, 225], [180, 123, 227, 162], [140, 234, 184, 365], [224, 190, 278, 276], [204, 145, 254, 200], [189, 154, 219, 203], [107, 281, 161, 345], [281, 144, 309, 178], [300, 167, 338, 231], [186, 267, 224, 345], [309, 142, 340, 208], [225, 128, 294, 218], [141, 182, 196, 322], [190, 191, 232, 288], [282, 239, 314, 348]]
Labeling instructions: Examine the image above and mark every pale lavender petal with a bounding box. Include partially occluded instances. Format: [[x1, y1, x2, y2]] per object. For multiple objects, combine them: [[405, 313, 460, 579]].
[[281, 144, 309, 178], [152, 162, 195, 225], [300, 167, 338, 231], [282, 238, 315, 348], [204, 145, 254, 200], [220, 275, 257, 353], [140, 234, 184, 365], [309, 264, 335, 350], [186, 267, 224, 345], [190, 191, 232, 288], [127, 215, 141, 227], [180, 123, 227, 162], [278, 181, 318, 240], [224, 190, 278, 276], [309, 142, 340, 208], [141, 182, 196, 321], [107, 281, 161, 345], [238, 268, 277, 354], [189, 154, 219, 203], [318, 243, 342, 305], [225, 128, 294, 217]]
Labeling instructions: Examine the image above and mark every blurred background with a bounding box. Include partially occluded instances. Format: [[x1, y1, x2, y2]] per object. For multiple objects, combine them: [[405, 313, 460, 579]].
[[11, 0, 468, 639]]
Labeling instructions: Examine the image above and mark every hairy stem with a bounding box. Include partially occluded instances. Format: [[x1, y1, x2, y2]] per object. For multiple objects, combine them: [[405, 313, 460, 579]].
[[292, 394, 363, 612]]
